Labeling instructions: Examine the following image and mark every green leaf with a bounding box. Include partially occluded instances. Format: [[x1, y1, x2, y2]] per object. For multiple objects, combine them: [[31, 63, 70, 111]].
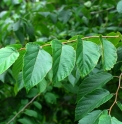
[[98, 114, 111, 124], [12, 50, 25, 80], [117, 101, 122, 111], [0, 47, 19, 74], [14, 72, 24, 94], [117, 0, 122, 14], [75, 89, 113, 121], [44, 92, 57, 104], [51, 40, 76, 83], [26, 88, 38, 98], [68, 74, 76, 86], [23, 43, 52, 91], [12, 20, 20, 31], [114, 47, 122, 72], [111, 117, 122, 124], [78, 110, 103, 124], [15, 30, 25, 44], [63, 83, 79, 94], [37, 78, 47, 93], [12, 0, 22, 5], [107, 32, 120, 46], [77, 72, 113, 102], [58, 9, 72, 23], [101, 38, 117, 70], [24, 109, 38, 118], [18, 117, 34, 124], [33, 101, 42, 110], [76, 37, 100, 78], [6, 44, 22, 50], [84, 1, 92, 8]]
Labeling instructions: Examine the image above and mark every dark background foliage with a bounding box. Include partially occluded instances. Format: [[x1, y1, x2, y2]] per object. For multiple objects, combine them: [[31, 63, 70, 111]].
[[0, 0, 122, 124]]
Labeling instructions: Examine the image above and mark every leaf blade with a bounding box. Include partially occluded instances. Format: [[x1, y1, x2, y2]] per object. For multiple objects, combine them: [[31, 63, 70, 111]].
[[78, 110, 103, 124], [0, 47, 19, 74], [52, 40, 76, 82], [75, 89, 113, 121], [76, 37, 100, 77], [23, 43, 52, 91], [77, 72, 113, 102], [101, 38, 117, 70]]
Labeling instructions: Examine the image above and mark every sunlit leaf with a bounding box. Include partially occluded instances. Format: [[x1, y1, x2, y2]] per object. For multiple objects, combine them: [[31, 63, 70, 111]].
[[0, 47, 19, 74], [76, 37, 100, 77], [98, 114, 111, 124], [101, 38, 117, 70], [117, 0, 122, 13], [111, 117, 122, 124], [78, 110, 102, 124], [23, 43, 52, 91], [51, 40, 76, 83]]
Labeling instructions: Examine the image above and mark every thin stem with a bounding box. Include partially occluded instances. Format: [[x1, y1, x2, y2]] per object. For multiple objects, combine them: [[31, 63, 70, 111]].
[[19, 35, 119, 49], [90, 6, 115, 14], [113, 76, 119, 78], [6, 93, 40, 124], [108, 73, 122, 115], [82, 35, 119, 39], [41, 35, 119, 48]]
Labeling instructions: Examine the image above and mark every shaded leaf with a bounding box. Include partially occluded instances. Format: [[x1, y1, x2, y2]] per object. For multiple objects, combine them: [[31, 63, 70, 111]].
[[68, 74, 76, 86], [33, 101, 42, 110], [26, 88, 38, 98], [37, 78, 47, 93], [75, 89, 113, 120], [77, 72, 113, 102], [44, 92, 57, 104], [117, 101, 122, 111], [12, 50, 25, 80], [24, 109, 38, 118], [18, 118, 34, 124], [14, 72, 24, 95]]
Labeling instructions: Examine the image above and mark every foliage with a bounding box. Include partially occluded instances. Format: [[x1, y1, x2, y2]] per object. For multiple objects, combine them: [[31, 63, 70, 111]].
[[0, 0, 122, 124]]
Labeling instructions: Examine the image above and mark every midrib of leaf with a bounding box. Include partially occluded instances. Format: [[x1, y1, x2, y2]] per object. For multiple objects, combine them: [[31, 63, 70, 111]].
[[57, 46, 63, 76], [101, 41, 106, 66]]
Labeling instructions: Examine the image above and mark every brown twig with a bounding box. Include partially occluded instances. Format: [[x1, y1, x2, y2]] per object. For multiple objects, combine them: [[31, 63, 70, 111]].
[[108, 73, 122, 115], [6, 93, 40, 124]]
